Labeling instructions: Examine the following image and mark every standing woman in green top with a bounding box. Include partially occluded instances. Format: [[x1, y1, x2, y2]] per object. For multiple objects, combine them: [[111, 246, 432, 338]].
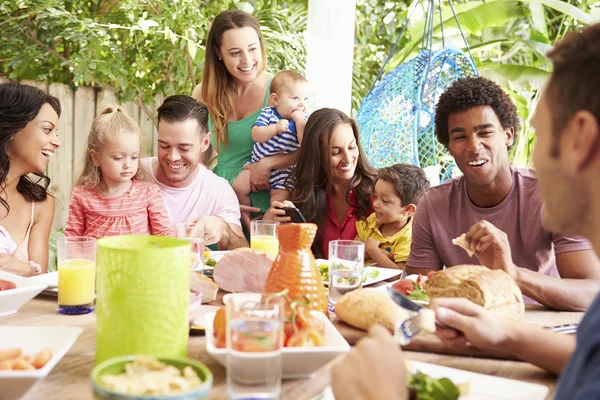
[[193, 10, 297, 229]]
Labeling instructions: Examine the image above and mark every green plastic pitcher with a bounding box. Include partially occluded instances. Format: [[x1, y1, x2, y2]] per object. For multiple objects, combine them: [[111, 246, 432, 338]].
[[95, 236, 191, 364]]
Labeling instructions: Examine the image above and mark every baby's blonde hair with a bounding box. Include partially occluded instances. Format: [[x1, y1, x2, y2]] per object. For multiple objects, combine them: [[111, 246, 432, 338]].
[[75, 105, 145, 188]]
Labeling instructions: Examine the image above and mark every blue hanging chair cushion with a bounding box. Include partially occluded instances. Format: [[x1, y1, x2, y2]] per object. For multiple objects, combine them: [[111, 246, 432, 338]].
[[357, 47, 478, 181]]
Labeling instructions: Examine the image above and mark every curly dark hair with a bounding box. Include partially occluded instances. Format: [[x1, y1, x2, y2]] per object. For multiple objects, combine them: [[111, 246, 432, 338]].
[[0, 83, 61, 214], [378, 164, 430, 207], [546, 23, 600, 157], [434, 77, 520, 149]]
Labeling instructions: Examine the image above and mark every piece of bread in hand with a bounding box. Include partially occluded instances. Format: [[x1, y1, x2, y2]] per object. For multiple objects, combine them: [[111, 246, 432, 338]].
[[452, 233, 474, 257], [423, 265, 524, 321], [334, 288, 411, 332]]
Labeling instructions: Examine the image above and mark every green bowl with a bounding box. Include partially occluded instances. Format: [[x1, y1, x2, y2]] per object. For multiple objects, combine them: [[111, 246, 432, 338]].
[[90, 355, 213, 400]]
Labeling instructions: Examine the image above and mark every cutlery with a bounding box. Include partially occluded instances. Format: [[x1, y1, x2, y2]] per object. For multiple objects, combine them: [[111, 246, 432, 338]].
[[387, 287, 432, 345], [546, 323, 577, 334]]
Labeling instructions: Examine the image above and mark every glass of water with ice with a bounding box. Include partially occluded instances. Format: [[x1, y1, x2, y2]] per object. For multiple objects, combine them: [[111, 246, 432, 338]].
[[328, 240, 365, 310], [227, 295, 285, 400]]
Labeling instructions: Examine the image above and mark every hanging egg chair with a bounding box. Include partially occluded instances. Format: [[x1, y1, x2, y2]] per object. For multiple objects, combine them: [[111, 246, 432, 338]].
[[356, 0, 478, 182]]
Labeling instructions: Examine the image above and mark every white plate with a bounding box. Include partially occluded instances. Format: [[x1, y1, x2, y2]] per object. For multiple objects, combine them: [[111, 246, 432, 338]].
[[28, 272, 58, 288], [205, 294, 350, 379], [315, 259, 402, 287], [200, 250, 229, 272], [0, 271, 48, 317], [315, 360, 548, 400], [0, 325, 83, 400]]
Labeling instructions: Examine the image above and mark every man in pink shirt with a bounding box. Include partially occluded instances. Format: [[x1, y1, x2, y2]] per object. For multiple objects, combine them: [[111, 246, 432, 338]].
[[140, 95, 247, 249], [406, 77, 600, 311]]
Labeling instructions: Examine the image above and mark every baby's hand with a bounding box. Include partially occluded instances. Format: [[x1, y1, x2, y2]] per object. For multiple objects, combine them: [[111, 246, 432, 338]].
[[275, 119, 289, 133], [290, 109, 306, 123]]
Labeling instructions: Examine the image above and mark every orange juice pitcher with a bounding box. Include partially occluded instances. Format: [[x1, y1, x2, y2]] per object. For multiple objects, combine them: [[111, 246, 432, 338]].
[[262, 223, 328, 315]]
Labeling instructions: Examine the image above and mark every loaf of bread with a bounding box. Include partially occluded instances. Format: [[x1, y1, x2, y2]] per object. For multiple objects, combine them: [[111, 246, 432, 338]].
[[423, 265, 524, 321], [334, 288, 411, 332]]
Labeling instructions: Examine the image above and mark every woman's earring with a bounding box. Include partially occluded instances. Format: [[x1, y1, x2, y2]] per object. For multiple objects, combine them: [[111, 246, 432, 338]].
[[218, 57, 222, 61]]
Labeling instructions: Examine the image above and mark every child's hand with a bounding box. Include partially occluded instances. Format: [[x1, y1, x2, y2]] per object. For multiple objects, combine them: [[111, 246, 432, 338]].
[[290, 109, 306, 123], [276, 119, 289, 133], [365, 237, 380, 251]]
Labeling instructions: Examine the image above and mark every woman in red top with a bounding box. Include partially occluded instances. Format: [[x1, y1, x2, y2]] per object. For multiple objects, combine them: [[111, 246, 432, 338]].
[[264, 108, 376, 258]]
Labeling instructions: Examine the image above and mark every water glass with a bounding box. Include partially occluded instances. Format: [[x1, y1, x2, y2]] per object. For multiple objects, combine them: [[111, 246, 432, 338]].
[[251, 220, 279, 259], [175, 223, 205, 272], [57, 236, 96, 315], [227, 295, 285, 400], [328, 240, 365, 310]]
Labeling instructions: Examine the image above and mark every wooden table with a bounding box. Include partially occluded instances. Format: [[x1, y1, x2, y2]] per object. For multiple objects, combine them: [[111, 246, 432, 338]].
[[4, 296, 582, 400], [4, 297, 330, 400]]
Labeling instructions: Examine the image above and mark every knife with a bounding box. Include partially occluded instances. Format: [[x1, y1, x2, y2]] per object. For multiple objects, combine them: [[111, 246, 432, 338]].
[[387, 287, 423, 313]]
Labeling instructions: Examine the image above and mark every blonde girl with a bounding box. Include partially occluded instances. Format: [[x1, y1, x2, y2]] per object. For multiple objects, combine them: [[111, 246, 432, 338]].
[[65, 106, 173, 238]]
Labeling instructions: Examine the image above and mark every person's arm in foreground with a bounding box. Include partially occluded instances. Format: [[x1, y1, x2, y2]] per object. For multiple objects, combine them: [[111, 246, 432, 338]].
[[466, 220, 600, 311], [332, 325, 408, 400], [431, 298, 575, 375]]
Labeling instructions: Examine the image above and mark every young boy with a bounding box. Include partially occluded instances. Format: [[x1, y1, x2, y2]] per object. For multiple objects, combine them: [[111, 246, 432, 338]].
[[232, 70, 310, 206], [356, 164, 430, 269]]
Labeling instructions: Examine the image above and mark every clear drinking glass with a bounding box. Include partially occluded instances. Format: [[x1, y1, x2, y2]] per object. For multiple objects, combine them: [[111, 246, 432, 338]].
[[250, 220, 280, 259], [227, 295, 285, 400], [328, 240, 365, 310], [57, 236, 96, 315], [174, 223, 205, 272]]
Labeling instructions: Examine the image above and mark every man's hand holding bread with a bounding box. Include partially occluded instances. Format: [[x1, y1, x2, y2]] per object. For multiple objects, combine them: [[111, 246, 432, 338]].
[[430, 298, 515, 351], [464, 220, 517, 279]]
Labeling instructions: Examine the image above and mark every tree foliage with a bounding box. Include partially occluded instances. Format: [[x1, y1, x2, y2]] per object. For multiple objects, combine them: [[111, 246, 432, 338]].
[[0, 0, 307, 117], [1, 0, 598, 165]]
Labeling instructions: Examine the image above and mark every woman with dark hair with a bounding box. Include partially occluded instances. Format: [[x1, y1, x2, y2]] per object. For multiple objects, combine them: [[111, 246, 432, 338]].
[[264, 108, 377, 258], [192, 10, 299, 229], [0, 82, 61, 276]]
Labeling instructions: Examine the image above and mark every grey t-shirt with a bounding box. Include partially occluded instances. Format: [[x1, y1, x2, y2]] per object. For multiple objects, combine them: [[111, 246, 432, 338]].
[[554, 292, 600, 398]]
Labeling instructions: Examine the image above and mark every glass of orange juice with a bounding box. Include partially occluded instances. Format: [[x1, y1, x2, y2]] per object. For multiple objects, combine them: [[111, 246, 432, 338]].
[[57, 237, 96, 315], [251, 221, 279, 259]]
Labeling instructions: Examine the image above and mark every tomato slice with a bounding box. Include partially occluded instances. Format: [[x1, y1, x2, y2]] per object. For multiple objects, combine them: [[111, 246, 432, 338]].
[[392, 279, 415, 295], [287, 327, 324, 347]]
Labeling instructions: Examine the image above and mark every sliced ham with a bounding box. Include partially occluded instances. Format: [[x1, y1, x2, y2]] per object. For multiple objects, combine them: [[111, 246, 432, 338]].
[[212, 248, 273, 293], [190, 271, 219, 303], [0, 279, 16, 291]]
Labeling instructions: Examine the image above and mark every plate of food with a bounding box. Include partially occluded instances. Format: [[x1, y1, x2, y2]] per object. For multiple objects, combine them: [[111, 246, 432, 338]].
[[316, 259, 402, 287], [201, 250, 229, 274], [377, 273, 433, 305], [315, 359, 548, 399], [205, 293, 350, 379]]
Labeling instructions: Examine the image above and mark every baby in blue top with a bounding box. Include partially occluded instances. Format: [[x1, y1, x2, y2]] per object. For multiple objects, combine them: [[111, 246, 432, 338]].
[[233, 70, 310, 206]]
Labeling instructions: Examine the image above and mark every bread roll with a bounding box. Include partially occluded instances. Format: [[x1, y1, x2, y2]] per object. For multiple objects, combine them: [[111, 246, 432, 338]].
[[423, 265, 524, 321], [334, 288, 411, 331]]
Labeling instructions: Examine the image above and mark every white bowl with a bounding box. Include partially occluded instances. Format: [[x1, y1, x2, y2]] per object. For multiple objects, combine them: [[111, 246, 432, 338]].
[[205, 308, 350, 379], [0, 325, 83, 400], [0, 271, 48, 317]]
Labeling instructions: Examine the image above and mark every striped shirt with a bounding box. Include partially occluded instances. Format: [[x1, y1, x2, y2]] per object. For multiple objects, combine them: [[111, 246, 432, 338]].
[[64, 179, 174, 239], [251, 107, 303, 162], [251, 107, 307, 190]]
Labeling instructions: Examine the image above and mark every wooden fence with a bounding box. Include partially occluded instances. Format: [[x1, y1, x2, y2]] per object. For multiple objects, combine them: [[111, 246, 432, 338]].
[[0, 77, 163, 229]]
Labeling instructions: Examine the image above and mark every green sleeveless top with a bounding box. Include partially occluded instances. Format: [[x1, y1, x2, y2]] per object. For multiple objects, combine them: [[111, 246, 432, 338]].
[[208, 77, 272, 214]]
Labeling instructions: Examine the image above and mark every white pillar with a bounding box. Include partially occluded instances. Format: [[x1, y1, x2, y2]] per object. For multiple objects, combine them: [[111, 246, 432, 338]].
[[306, 0, 357, 116]]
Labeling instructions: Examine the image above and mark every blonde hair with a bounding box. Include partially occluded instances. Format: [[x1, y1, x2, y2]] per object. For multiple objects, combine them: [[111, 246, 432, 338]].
[[270, 70, 308, 95], [75, 105, 145, 188], [201, 10, 267, 151]]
